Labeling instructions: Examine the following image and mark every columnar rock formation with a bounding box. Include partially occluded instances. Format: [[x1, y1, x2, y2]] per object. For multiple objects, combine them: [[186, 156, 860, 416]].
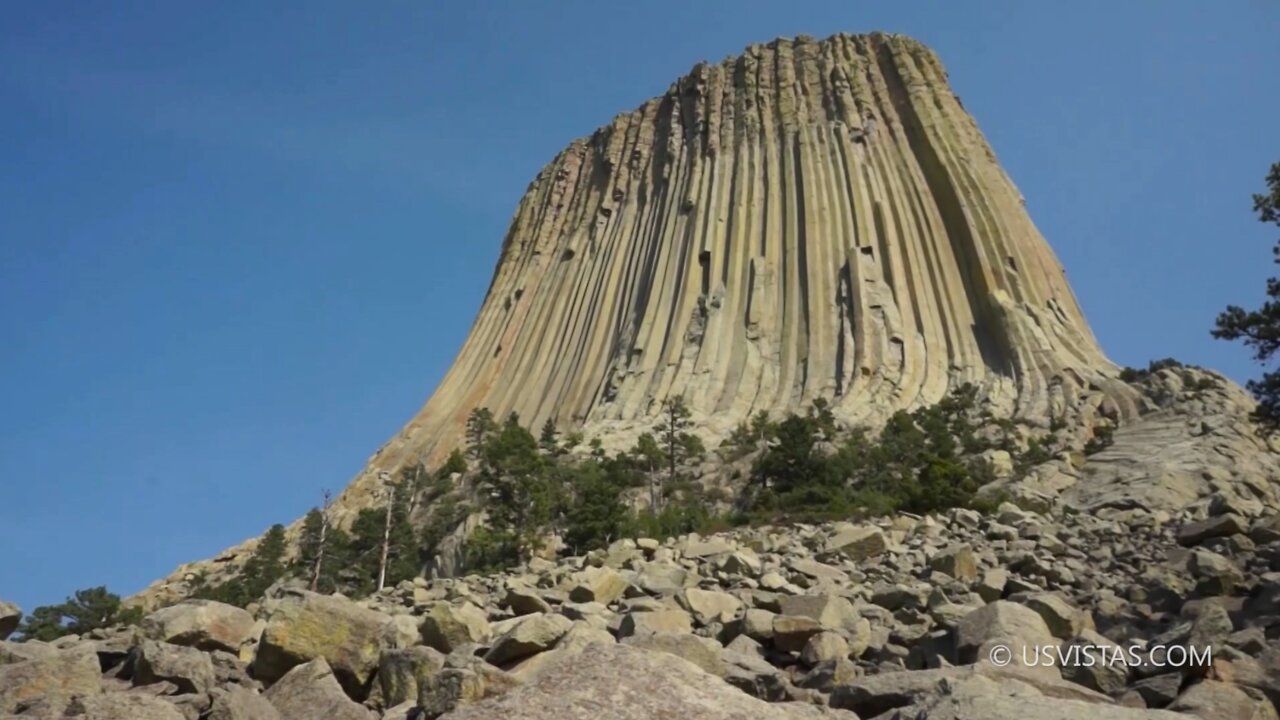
[[384, 32, 1128, 469], [138, 31, 1155, 605]]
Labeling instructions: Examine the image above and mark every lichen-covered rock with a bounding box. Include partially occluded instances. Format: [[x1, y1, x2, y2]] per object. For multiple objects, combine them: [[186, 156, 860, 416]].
[[377, 646, 446, 707], [417, 658, 521, 719], [419, 601, 491, 653], [251, 590, 395, 696], [484, 613, 572, 666]]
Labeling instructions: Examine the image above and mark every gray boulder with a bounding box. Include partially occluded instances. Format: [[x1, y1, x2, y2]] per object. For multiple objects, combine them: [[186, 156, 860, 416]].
[[142, 599, 256, 653], [0, 647, 102, 714], [437, 643, 854, 719], [206, 685, 282, 720], [132, 638, 217, 695], [263, 658, 374, 720]]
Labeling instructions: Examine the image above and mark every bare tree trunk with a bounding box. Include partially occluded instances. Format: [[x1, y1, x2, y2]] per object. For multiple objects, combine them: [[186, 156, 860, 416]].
[[311, 489, 332, 593], [377, 480, 394, 592]]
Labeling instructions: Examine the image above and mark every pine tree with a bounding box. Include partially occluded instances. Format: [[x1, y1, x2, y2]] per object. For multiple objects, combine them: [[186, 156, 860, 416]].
[[631, 432, 664, 511], [296, 504, 350, 595], [1213, 162, 1280, 431], [538, 418, 560, 456], [18, 586, 140, 641], [466, 408, 498, 464], [195, 523, 287, 607], [653, 396, 703, 507]]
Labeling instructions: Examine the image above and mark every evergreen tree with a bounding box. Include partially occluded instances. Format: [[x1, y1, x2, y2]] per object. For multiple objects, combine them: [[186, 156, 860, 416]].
[[631, 432, 664, 511], [18, 586, 141, 641], [346, 478, 420, 596], [194, 523, 288, 607], [562, 458, 629, 553], [467, 412, 561, 566], [466, 408, 498, 463], [1213, 162, 1280, 431], [296, 507, 351, 595], [538, 418, 561, 456], [653, 396, 703, 507]]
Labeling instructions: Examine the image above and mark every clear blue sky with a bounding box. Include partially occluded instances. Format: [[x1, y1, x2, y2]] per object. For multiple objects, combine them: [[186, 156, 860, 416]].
[[2, 2, 1277, 612]]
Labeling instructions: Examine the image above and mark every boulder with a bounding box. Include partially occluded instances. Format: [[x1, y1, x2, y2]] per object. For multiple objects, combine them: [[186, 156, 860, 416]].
[[800, 631, 849, 666], [0, 603, 20, 641], [206, 685, 282, 720], [501, 585, 551, 617], [901, 692, 1186, 719], [568, 567, 629, 605], [779, 594, 860, 631], [632, 563, 690, 596], [555, 622, 616, 653], [772, 615, 824, 653], [132, 639, 217, 695], [0, 647, 102, 714], [976, 569, 1008, 603], [1024, 594, 1092, 639], [437, 642, 850, 720], [484, 613, 573, 665], [677, 588, 742, 625], [955, 601, 1055, 663], [831, 664, 1121, 717], [142, 599, 256, 653], [1189, 549, 1243, 595], [263, 658, 374, 720], [1168, 679, 1278, 720], [617, 609, 693, 638], [417, 658, 521, 718], [252, 590, 396, 696], [419, 601, 491, 653], [377, 646, 446, 707], [930, 544, 978, 582], [622, 633, 726, 676], [828, 526, 889, 561], [742, 608, 777, 641], [720, 549, 763, 576], [62, 693, 187, 720], [1178, 514, 1249, 546]]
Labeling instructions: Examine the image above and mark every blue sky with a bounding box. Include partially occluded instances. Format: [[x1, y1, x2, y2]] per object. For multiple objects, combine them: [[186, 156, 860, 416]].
[[2, 2, 1277, 613]]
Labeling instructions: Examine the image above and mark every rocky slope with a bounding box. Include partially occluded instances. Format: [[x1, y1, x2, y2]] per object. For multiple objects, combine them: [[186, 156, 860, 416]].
[[9, 491, 1280, 718]]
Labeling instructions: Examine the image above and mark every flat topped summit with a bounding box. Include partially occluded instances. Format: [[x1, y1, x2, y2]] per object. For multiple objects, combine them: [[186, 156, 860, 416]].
[[391, 31, 1128, 461]]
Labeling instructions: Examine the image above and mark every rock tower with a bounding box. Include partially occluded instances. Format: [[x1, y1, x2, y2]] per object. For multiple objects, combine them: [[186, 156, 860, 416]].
[[138, 32, 1153, 606]]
